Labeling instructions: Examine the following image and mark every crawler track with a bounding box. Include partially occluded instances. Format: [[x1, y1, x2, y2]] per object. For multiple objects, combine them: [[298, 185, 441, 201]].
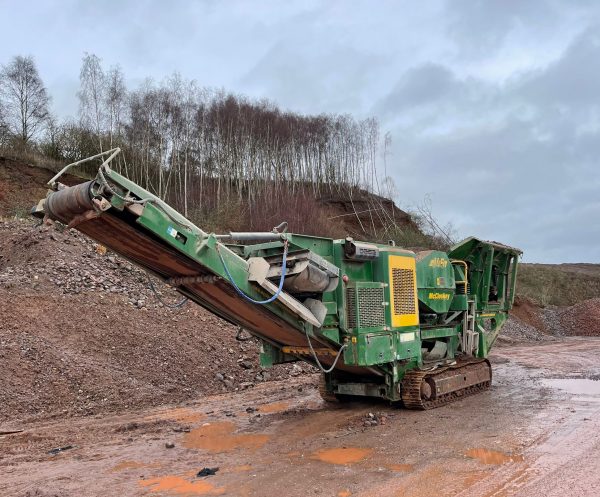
[[401, 359, 492, 410], [318, 375, 339, 403]]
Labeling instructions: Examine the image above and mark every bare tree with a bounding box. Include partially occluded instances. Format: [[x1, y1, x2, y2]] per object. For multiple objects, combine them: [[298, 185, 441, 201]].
[[415, 195, 457, 248], [78, 53, 106, 151], [105, 65, 126, 148], [40, 114, 61, 159], [0, 101, 7, 147], [38, 65, 387, 235], [0, 55, 50, 145]]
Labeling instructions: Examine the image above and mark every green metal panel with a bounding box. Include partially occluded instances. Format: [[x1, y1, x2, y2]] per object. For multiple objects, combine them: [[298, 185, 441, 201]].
[[448, 237, 522, 314], [415, 250, 456, 314], [393, 331, 420, 361], [357, 332, 395, 365], [420, 327, 459, 340], [476, 311, 508, 358], [345, 282, 388, 333], [321, 328, 340, 342], [450, 294, 468, 311]]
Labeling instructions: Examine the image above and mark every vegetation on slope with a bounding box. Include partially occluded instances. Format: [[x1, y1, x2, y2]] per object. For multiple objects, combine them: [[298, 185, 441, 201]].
[[517, 263, 600, 306]]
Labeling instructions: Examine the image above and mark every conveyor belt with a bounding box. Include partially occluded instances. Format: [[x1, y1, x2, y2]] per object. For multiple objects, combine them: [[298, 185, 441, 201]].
[[42, 182, 367, 375]]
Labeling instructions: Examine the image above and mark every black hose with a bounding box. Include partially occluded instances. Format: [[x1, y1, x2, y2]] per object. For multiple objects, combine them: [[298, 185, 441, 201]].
[[146, 273, 188, 309]]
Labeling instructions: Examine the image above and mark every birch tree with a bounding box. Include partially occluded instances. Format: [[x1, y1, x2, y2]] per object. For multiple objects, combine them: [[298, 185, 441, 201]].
[[0, 55, 50, 146], [105, 65, 126, 148], [78, 53, 106, 151]]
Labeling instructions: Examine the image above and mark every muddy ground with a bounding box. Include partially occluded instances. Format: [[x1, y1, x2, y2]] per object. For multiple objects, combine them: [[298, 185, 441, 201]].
[[2, 337, 600, 497], [1, 172, 600, 496]]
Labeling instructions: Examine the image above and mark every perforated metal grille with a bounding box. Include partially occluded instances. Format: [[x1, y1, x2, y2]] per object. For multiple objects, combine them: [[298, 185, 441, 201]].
[[357, 287, 385, 328], [392, 268, 416, 316], [346, 288, 357, 329]]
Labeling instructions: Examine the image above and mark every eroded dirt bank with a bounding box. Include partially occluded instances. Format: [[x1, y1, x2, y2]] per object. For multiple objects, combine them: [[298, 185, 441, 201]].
[[2, 338, 600, 497]]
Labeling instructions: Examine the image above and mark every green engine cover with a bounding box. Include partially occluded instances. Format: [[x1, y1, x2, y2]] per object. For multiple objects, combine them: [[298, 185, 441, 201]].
[[415, 250, 456, 314]]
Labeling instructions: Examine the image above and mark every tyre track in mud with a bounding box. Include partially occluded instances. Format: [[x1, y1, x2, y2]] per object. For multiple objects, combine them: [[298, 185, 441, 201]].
[[2, 339, 600, 497]]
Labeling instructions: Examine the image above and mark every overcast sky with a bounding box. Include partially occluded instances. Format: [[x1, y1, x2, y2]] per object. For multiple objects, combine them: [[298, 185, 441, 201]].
[[2, 0, 599, 263]]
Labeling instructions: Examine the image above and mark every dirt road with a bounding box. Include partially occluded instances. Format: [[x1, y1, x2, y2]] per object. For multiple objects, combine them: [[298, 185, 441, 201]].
[[2, 337, 600, 497]]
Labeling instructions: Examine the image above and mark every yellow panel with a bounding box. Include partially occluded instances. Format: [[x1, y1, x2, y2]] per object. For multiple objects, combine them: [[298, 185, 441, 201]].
[[389, 255, 419, 327]]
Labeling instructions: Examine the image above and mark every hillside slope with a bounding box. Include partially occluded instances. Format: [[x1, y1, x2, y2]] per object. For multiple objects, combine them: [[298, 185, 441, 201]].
[[0, 157, 57, 218], [0, 156, 416, 239], [518, 263, 600, 306]]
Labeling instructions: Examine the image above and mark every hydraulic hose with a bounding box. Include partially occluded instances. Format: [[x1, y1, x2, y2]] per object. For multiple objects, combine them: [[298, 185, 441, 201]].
[[218, 240, 346, 372], [217, 240, 288, 305], [146, 273, 189, 309], [305, 329, 348, 373]]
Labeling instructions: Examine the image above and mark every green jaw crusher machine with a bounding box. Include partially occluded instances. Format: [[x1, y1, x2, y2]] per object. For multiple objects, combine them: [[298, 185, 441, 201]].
[[34, 149, 522, 409]]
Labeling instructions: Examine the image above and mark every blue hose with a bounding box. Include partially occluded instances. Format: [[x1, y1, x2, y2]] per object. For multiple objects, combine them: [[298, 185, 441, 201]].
[[217, 241, 288, 304]]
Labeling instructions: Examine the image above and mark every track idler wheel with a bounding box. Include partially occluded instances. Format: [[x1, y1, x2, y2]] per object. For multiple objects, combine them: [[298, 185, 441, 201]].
[[420, 378, 434, 400]]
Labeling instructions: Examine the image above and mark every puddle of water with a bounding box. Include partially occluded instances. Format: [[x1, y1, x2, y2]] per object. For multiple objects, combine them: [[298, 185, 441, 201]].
[[387, 463, 414, 473], [338, 491, 352, 497], [311, 447, 372, 465], [542, 378, 600, 399], [183, 421, 269, 453], [466, 448, 524, 465], [139, 475, 224, 495], [257, 401, 290, 414]]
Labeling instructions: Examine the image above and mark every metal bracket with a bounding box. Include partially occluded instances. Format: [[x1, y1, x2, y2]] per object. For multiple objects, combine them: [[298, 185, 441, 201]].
[[47, 148, 121, 188], [248, 257, 322, 327]]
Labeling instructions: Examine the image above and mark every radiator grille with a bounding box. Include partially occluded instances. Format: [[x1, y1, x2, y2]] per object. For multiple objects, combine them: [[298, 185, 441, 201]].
[[392, 268, 416, 316], [346, 287, 357, 329], [357, 287, 385, 328], [346, 286, 386, 329]]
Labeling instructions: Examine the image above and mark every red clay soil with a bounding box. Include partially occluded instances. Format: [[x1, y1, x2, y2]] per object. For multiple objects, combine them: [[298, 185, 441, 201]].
[[559, 298, 600, 336], [511, 296, 548, 333], [0, 157, 51, 217], [0, 156, 83, 218]]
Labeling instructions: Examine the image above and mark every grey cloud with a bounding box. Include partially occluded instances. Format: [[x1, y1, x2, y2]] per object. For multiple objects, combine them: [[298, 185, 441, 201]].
[[445, 0, 580, 58], [515, 28, 600, 106], [242, 41, 384, 113], [373, 24, 600, 262], [375, 64, 459, 116], [2, 0, 600, 262]]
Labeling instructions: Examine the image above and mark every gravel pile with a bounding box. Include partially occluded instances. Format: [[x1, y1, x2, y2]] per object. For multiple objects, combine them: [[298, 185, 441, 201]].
[[0, 219, 316, 422], [540, 306, 566, 337], [0, 219, 174, 309], [1, 218, 595, 422], [559, 298, 600, 336], [499, 316, 553, 342]]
